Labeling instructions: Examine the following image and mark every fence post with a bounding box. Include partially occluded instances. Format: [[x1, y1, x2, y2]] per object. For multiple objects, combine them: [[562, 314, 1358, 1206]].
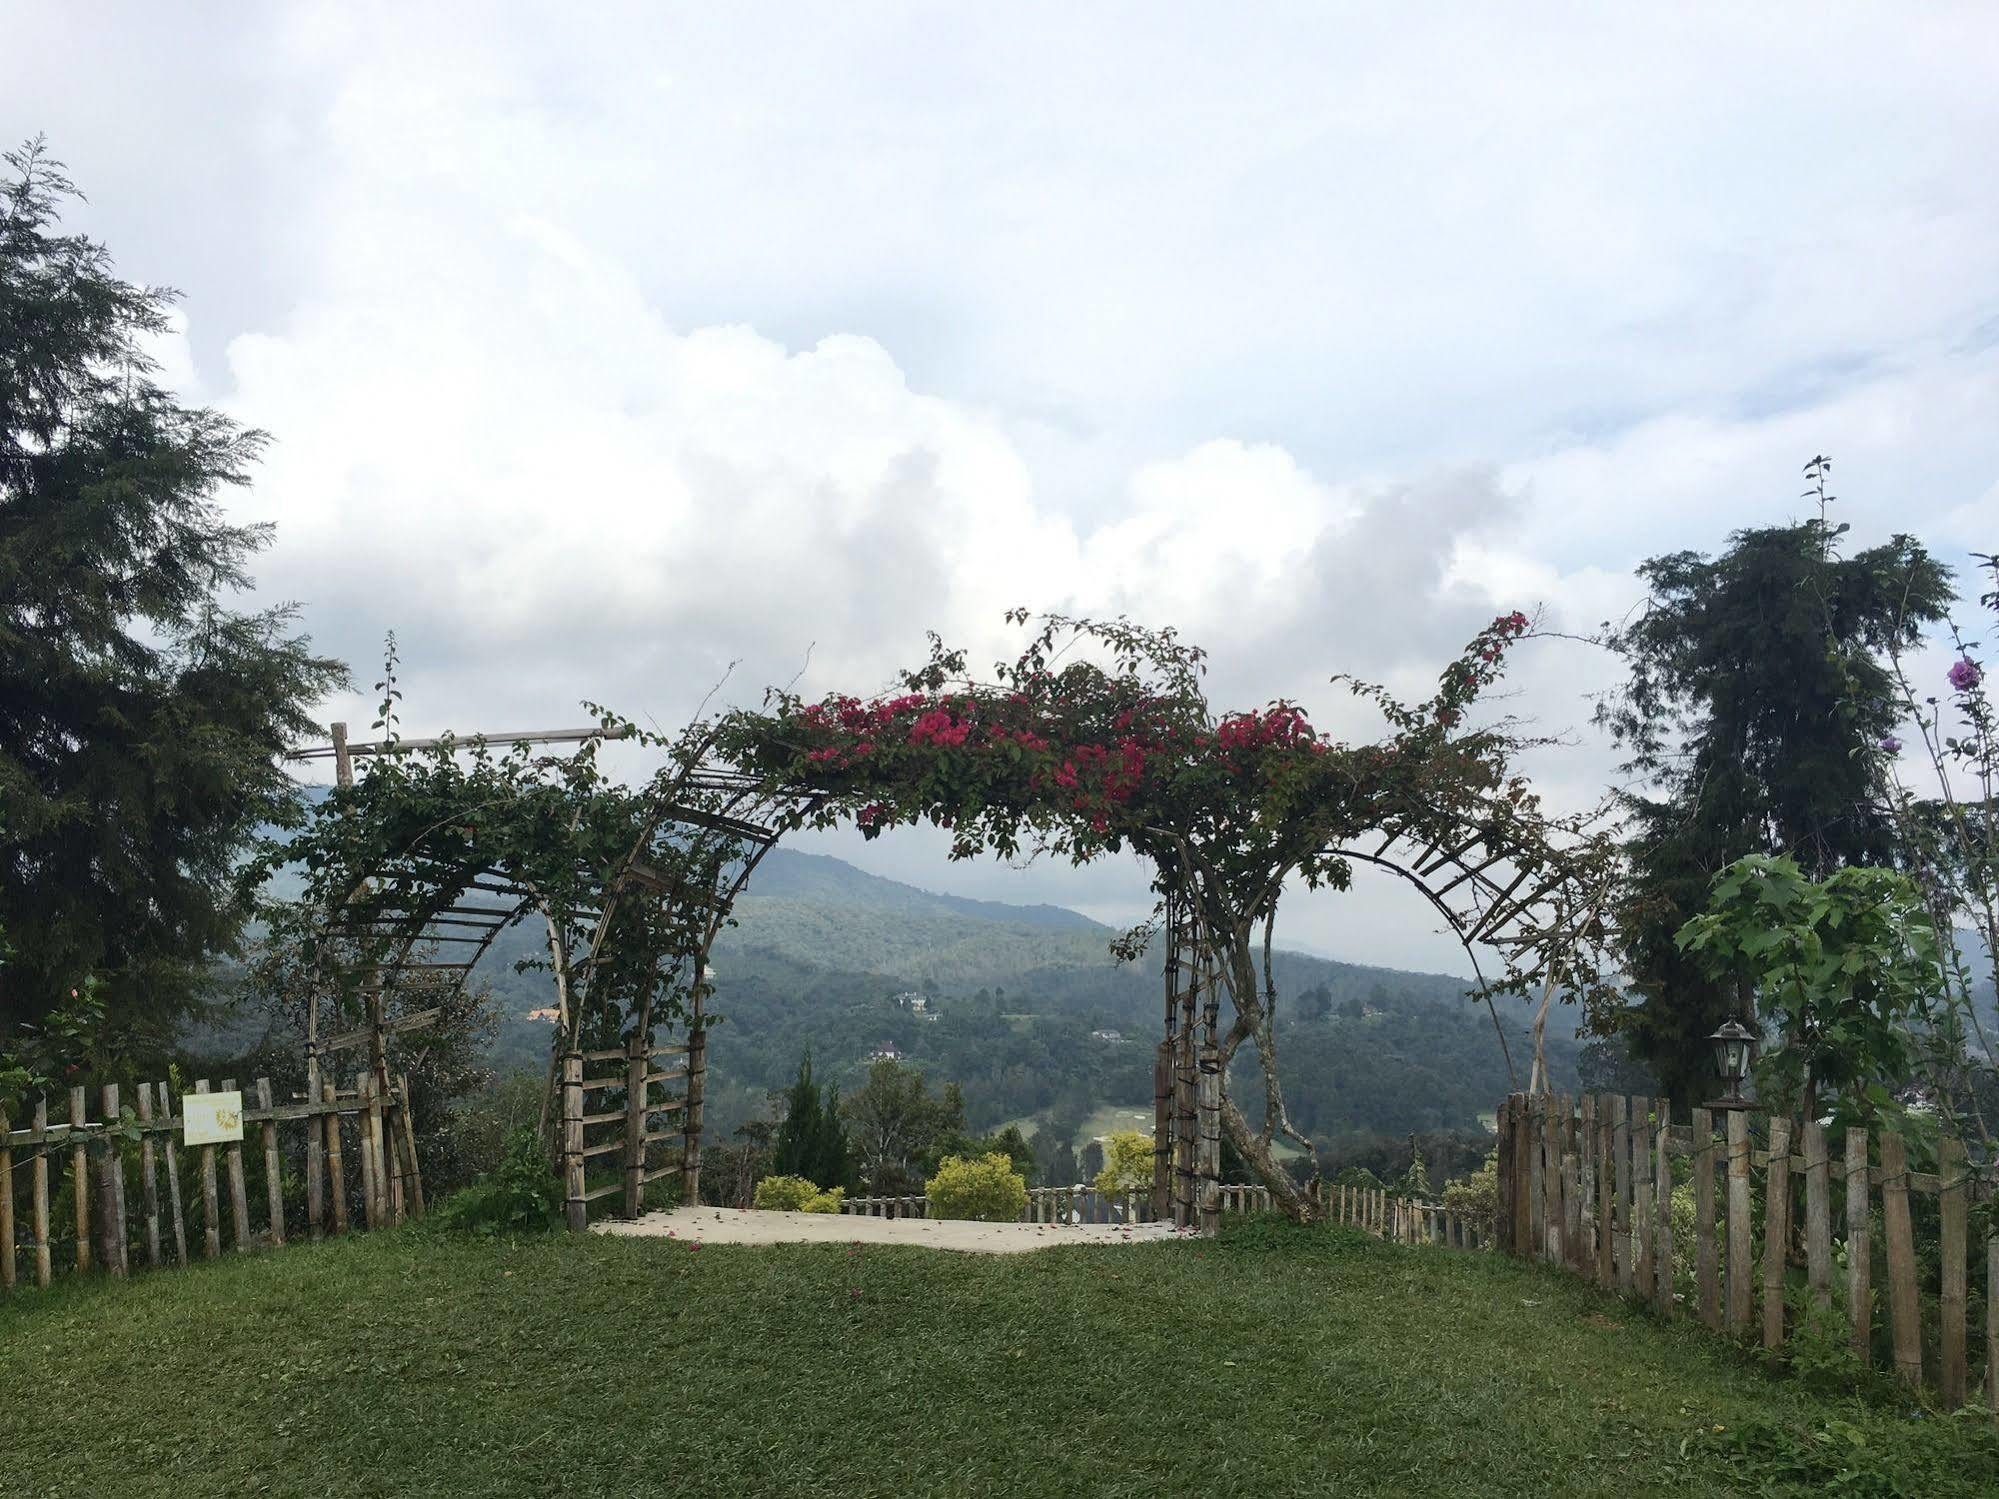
[[0, 1109, 12, 1292], [1844, 1125, 1870, 1358], [305, 1045, 325, 1240], [69, 1085, 91, 1274], [195, 1079, 221, 1259], [1692, 1106, 1718, 1328], [1761, 1117, 1792, 1349], [1878, 1131, 1920, 1387], [1802, 1121, 1830, 1312], [562, 1050, 586, 1232], [1632, 1097, 1653, 1298], [624, 1032, 647, 1220], [1725, 1108, 1751, 1333], [323, 1080, 349, 1236], [1652, 1099, 1673, 1310], [98, 1082, 127, 1276], [1940, 1136, 1968, 1407], [134, 1086, 161, 1267], [1612, 1095, 1631, 1290], [159, 1085, 188, 1264]]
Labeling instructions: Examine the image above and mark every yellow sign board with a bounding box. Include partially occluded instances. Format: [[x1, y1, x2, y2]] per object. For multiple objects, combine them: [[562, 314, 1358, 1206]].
[[182, 1091, 244, 1146]]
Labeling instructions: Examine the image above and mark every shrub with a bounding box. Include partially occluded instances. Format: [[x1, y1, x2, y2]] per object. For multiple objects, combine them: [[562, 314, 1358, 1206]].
[[1094, 1130, 1153, 1195], [1441, 1152, 1498, 1240], [926, 1151, 1028, 1221], [434, 1128, 558, 1237], [753, 1174, 845, 1213]]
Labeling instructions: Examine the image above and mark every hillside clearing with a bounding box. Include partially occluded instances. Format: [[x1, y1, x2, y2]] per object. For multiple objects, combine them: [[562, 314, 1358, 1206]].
[[5, 1220, 1994, 1498]]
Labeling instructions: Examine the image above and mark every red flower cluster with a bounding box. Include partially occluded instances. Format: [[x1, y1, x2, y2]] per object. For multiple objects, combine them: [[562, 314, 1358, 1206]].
[[1213, 705, 1317, 753], [908, 709, 971, 747]]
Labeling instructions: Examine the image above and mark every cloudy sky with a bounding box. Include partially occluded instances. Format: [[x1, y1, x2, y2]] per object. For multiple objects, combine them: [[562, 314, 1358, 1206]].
[[11, 3, 1999, 974]]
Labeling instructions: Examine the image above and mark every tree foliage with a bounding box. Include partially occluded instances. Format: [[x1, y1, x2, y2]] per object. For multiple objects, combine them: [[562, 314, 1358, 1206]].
[[771, 1050, 852, 1190], [1677, 855, 1945, 1123], [1597, 464, 1952, 1105], [0, 139, 347, 1040]]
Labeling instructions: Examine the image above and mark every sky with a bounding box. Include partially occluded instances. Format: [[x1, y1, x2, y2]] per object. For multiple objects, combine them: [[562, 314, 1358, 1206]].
[[10, 3, 1999, 975]]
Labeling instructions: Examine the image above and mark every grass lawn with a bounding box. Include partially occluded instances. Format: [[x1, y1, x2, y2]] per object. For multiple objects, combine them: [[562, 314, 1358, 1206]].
[[5, 1218, 1994, 1498]]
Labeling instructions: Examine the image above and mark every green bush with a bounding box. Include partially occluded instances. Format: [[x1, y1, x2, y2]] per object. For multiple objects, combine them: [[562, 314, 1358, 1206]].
[[1441, 1152, 1498, 1239], [434, 1128, 558, 1237], [753, 1174, 845, 1213], [1093, 1130, 1152, 1195], [926, 1151, 1028, 1222]]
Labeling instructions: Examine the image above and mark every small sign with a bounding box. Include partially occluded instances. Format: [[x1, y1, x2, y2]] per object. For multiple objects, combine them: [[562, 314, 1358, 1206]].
[[182, 1091, 244, 1146]]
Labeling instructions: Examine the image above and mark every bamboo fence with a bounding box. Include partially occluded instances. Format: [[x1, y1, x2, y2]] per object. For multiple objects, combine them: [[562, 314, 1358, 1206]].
[[1495, 1091, 1999, 1413], [0, 1069, 422, 1294]]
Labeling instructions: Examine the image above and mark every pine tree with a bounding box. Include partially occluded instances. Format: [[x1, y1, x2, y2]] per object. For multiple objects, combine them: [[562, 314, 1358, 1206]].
[[1, 140, 347, 1042], [1598, 476, 1952, 1104], [772, 1051, 825, 1180]]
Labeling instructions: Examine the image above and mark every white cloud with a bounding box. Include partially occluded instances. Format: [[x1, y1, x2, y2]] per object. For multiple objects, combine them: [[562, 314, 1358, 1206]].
[[10, 1, 1999, 977]]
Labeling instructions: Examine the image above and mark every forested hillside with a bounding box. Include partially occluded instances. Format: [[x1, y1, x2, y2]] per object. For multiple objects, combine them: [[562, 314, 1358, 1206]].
[[470, 848, 1582, 1152]]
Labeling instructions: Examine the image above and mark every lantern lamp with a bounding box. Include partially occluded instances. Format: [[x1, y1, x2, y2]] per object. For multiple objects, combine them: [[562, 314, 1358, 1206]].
[[1707, 1017, 1757, 1110]]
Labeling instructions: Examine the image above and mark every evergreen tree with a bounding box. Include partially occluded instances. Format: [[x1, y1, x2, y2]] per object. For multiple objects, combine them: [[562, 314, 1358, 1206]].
[[813, 1080, 852, 1190], [772, 1051, 827, 1181], [0, 140, 347, 1041], [1598, 471, 1952, 1105]]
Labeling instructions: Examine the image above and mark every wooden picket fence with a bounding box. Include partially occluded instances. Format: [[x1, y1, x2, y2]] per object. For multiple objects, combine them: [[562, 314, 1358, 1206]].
[[839, 1179, 1488, 1245], [1496, 1091, 1999, 1412], [0, 1069, 422, 1293]]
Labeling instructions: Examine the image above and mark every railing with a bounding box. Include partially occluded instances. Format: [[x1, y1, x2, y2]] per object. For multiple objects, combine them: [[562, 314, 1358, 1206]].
[[1, 1068, 420, 1293], [1495, 1091, 1998, 1413], [838, 1180, 1490, 1245]]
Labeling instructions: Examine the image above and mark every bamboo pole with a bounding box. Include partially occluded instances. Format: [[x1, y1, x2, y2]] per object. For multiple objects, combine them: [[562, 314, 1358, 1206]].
[[323, 1080, 349, 1235], [1987, 1234, 1998, 1417], [31, 1098, 51, 1288], [0, 1109, 12, 1292], [1801, 1121, 1830, 1311], [1594, 1093, 1613, 1286], [1878, 1130, 1920, 1387], [99, 1083, 127, 1277], [624, 1032, 646, 1219], [683, 996, 708, 1208], [1653, 1099, 1673, 1311], [222, 1078, 252, 1251], [134, 1086, 161, 1267], [257, 1079, 284, 1247], [1632, 1097, 1653, 1299], [1939, 1136, 1968, 1407], [1692, 1107, 1718, 1328], [1725, 1109, 1751, 1333], [563, 1050, 586, 1232], [158, 1085, 187, 1266], [1761, 1117, 1792, 1350], [1844, 1125, 1870, 1359], [1612, 1094, 1631, 1290], [305, 1042, 324, 1239], [69, 1086, 90, 1274], [397, 1073, 425, 1218]]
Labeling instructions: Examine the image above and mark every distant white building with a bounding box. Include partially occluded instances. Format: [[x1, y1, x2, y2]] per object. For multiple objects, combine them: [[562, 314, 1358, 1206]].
[[1091, 1029, 1126, 1044], [868, 1044, 904, 1062]]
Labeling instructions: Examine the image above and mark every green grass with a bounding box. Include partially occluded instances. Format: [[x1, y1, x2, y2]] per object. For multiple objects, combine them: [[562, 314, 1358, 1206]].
[[5, 1220, 1994, 1498]]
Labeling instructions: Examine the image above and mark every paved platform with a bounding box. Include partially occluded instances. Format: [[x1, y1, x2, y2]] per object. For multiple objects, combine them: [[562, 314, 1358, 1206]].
[[594, 1205, 1193, 1254]]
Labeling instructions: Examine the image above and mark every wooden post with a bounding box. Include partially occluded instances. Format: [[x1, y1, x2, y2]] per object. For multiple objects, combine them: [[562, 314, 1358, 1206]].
[[222, 1078, 252, 1250], [1526, 1096, 1547, 1260], [158, 1085, 187, 1266], [383, 1087, 405, 1226], [69, 1085, 90, 1274], [1493, 1097, 1512, 1252], [1632, 1097, 1653, 1299], [1939, 1136, 1968, 1408], [1195, 1051, 1221, 1235], [397, 1073, 425, 1218], [1801, 1121, 1830, 1312], [1511, 1095, 1532, 1256], [1562, 1146, 1582, 1271], [1152, 1040, 1172, 1223], [683, 999, 708, 1209], [1612, 1094, 1631, 1290], [1844, 1125, 1870, 1359], [1988, 1233, 1999, 1417], [0, 1109, 12, 1292], [1653, 1100, 1673, 1311], [1726, 1108, 1751, 1333], [1578, 1094, 1597, 1277], [562, 1050, 586, 1232], [99, 1082, 127, 1277], [305, 1044, 324, 1240], [1692, 1107, 1718, 1328], [1879, 1130, 1921, 1387], [366, 1074, 394, 1227], [134, 1085, 161, 1267], [1594, 1093, 1613, 1286], [1761, 1117, 1792, 1349], [31, 1098, 51, 1288], [195, 1080, 221, 1259], [624, 1032, 647, 1219], [356, 1075, 378, 1230], [323, 1081, 349, 1235], [257, 1079, 284, 1247]]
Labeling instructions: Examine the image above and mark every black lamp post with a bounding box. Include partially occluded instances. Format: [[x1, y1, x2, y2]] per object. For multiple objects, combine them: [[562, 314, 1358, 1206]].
[[1707, 1017, 1757, 1111]]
